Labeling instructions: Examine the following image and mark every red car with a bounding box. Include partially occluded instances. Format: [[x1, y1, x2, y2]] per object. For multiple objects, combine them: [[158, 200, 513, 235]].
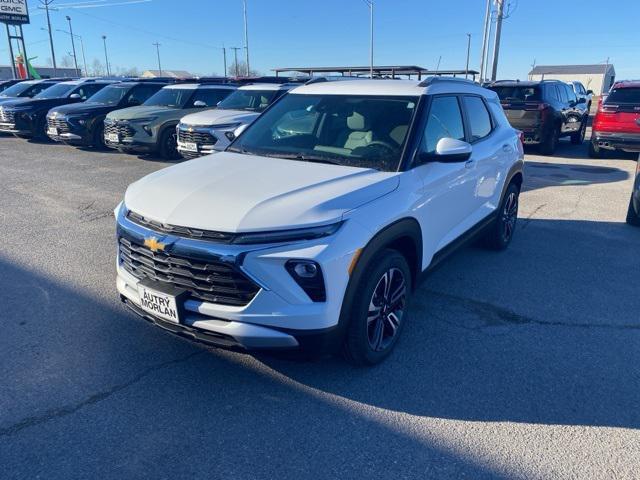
[[590, 81, 640, 158]]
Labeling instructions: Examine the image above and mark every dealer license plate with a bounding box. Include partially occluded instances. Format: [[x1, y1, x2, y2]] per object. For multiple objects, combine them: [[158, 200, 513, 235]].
[[178, 141, 198, 152], [47, 126, 58, 136], [137, 283, 180, 323], [107, 133, 120, 143]]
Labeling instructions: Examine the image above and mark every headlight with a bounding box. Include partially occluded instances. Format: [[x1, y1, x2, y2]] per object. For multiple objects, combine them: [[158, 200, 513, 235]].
[[232, 221, 343, 245], [130, 117, 157, 123]]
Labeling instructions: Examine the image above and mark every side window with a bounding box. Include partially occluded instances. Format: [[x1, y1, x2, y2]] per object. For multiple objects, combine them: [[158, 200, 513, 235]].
[[76, 84, 104, 100], [462, 96, 492, 142], [188, 88, 233, 107], [421, 96, 465, 154], [565, 84, 577, 103], [557, 84, 568, 103], [546, 84, 558, 102], [128, 85, 161, 104]]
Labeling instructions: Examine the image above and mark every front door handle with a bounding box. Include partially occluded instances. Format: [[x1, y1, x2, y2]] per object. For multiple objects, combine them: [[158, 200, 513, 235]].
[[465, 159, 475, 169], [502, 144, 511, 152]]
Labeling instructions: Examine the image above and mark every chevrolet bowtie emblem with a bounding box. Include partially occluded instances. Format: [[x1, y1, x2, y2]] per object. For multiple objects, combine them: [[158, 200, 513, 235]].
[[144, 237, 165, 252]]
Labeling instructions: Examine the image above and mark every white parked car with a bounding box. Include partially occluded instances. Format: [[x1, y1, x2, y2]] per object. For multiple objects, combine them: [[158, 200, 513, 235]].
[[176, 83, 297, 158], [115, 77, 524, 365]]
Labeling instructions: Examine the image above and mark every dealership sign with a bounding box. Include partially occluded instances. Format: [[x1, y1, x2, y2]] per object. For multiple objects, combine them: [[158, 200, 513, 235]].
[[0, 0, 29, 25]]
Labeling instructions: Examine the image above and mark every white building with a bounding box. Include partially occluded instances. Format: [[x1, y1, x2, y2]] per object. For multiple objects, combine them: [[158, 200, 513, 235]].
[[528, 64, 616, 95]]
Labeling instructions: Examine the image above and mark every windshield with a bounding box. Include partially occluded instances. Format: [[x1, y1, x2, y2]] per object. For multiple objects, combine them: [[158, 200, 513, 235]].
[[218, 89, 279, 112], [86, 84, 131, 105], [490, 86, 541, 102], [1, 82, 38, 97], [605, 88, 640, 104], [143, 88, 192, 108], [34, 83, 75, 99], [230, 94, 418, 172]]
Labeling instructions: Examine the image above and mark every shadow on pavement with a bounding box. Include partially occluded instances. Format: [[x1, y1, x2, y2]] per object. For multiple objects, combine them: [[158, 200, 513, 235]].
[[524, 160, 630, 191], [0, 257, 507, 479]]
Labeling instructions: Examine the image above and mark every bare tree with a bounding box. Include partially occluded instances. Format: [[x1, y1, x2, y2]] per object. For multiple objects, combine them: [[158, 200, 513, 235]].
[[60, 55, 74, 68], [91, 58, 105, 76], [227, 60, 260, 77]]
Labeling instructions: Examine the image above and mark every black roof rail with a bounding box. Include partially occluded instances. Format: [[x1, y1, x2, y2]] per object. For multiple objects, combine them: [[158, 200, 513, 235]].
[[418, 76, 478, 87]]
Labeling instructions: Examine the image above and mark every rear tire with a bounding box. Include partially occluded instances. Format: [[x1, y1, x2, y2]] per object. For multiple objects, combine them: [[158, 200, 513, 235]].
[[570, 118, 586, 145], [158, 128, 180, 160], [342, 249, 412, 366], [627, 195, 640, 226], [539, 126, 559, 155], [484, 182, 520, 250]]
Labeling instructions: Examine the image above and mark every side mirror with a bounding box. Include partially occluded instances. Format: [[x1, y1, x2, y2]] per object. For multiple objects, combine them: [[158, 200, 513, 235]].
[[577, 97, 586, 104], [69, 93, 81, 99], [231, 124, 248, 140], [419, 138, 472, 163], [587, 90, 593, 95], [193, 100, 207, 108]]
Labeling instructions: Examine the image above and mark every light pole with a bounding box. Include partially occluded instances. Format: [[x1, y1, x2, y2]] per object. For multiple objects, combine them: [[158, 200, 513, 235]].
[[101, 35, 110, 76], [153, 42, 162, 75], [465, 33, 471, 79], [56, 29, 87, 77], [219, 46, 227, 77], [363, 0, 373, 78], [479, 0, 491, 82], [39, 0, 57, 76], [65, 16, 79, 76], [242, 0, 250, 76], [490, 0, 505, 81]]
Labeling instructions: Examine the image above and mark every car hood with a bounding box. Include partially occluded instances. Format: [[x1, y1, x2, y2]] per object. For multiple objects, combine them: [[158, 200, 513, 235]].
[[107, 105, 177, 121], [124, 152, 399, 232], [0, 97, 70, 109], [50, 102, 113, 117], [180, 108, 258, 127]]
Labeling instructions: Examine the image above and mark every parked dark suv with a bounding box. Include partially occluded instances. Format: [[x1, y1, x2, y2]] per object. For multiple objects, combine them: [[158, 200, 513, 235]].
[[46, 79, 172, 148], [0, 79, 113, 139], [487, 80, 589, 155], [0, 78, 72, 105]]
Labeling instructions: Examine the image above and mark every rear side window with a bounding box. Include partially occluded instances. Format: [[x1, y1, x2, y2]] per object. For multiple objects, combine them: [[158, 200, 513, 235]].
[[564, 84, 577, 103], [188, 88, 234, 107], [422, 96, 465, 154], [129, 84, 163, 104], [463, 96, 492, 141], [489, 86, 541, 102], [606, 88, 640, 104], [74, 84, 105, 100], [545, 84, 559, 101]]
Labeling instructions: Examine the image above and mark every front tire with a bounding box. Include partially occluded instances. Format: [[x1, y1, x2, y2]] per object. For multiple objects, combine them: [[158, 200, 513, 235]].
[[484, 182, 520, 250], [158, 128, 180, 160], [343, 249, 412, 366]]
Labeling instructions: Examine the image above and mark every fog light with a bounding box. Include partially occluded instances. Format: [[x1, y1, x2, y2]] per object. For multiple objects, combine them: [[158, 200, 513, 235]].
[[285, 260, 326, 302], [225, 131, 235, 141]]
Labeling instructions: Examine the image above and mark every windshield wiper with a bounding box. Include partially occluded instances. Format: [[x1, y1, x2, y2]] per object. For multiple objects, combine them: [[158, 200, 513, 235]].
[[267, 152, 340, 165]]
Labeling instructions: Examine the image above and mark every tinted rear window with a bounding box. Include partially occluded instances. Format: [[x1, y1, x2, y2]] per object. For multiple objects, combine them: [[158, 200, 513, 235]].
[[605, 88, 640, 104], [489, 86, 541, 102]]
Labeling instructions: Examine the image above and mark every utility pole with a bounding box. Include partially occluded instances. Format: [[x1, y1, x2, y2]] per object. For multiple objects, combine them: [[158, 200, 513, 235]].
[[230, 47, 241, 77], [363, 0, 373, 77], [465, 33, 471, 79], [220, 46, 227, 77], [243, 0, 250, 76], [101, 35, 110, 76], [490, 0, 505, 81], [153, 42, 162, 75], [65, 16, 79, 76], [435, 55, 442, 73], [479, 0, 491, 81], [39, 0, 58, 76]]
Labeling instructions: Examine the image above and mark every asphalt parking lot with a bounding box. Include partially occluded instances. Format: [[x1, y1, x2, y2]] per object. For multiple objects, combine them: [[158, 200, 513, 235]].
[[1, 135, 638, 479]]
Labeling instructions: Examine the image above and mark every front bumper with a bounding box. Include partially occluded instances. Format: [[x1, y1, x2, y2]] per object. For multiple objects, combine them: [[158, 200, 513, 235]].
[[114, 204, 368, 353], [592, 132, 640, 152], [104, 120, 158, 153], [0, 121, 30, 135]]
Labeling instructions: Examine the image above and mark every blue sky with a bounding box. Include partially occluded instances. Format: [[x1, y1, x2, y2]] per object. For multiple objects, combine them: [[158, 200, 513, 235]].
[[8, 0, 640, 79]]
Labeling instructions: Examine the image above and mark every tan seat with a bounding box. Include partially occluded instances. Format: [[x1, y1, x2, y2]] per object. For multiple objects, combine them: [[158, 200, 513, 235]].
[[343, 112, 373, 150], [389, 125, 408, 146]]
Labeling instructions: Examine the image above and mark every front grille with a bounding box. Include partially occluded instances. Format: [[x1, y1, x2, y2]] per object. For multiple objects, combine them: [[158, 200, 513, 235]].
[[119, 236, 260, 307], [127, 211, 235, 243], [104, 121, 135, 138], [178, 128, 217, 146], [47, 117, 70, 134], [0, 108, 15, 123]]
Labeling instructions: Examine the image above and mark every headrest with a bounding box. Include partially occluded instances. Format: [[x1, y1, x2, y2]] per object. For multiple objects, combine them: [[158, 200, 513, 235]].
[[347, 111, 369, 131]]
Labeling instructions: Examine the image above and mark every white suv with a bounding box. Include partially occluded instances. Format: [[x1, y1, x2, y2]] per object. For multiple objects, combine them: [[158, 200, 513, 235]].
[[176, 83, 297, 158], [115, 78, 524, 365]]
